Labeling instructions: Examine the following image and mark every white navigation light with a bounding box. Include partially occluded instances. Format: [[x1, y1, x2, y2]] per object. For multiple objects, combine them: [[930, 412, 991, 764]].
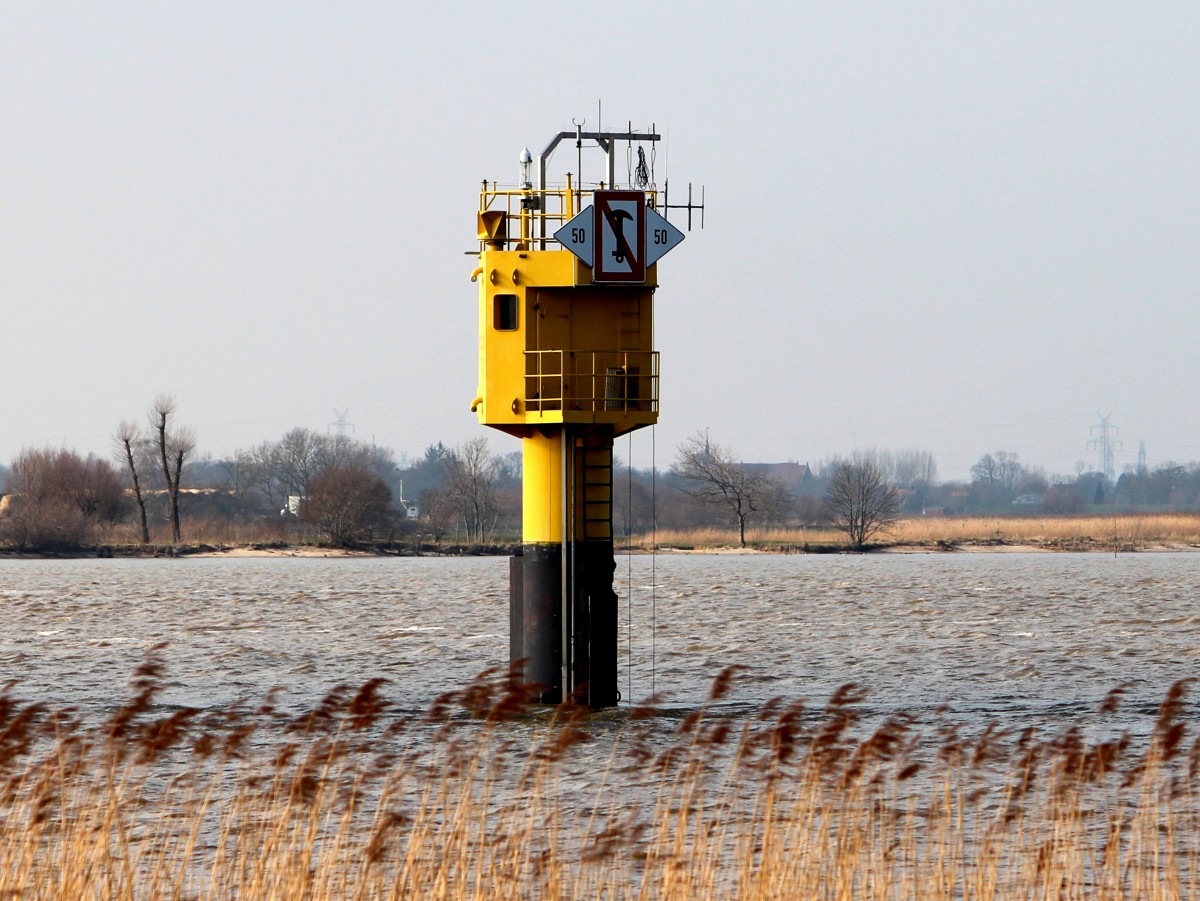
[[519, 146, 533, 188]]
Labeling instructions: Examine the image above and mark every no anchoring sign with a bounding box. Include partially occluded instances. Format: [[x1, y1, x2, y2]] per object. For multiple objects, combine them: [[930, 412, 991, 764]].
[[553, 191, 686, 281], [593, 191, 646, 282]]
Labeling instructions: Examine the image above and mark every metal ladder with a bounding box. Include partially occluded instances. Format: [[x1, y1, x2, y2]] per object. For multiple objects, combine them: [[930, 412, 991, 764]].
[[581, 438, 613, 542]]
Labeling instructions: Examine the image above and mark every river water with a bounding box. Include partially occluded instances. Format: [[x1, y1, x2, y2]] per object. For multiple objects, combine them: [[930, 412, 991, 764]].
[[1, 552, 1197, 733]]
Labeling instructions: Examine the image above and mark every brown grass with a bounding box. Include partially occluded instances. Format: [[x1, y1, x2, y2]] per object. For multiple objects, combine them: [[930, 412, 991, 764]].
[[100, 516, 303, 548], [56, 513, 1200, 556], [2, 651, 1199, 898], [632, 514, 1200, 552]]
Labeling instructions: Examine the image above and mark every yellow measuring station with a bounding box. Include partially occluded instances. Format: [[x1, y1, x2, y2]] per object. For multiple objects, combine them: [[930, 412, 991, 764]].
[[471, 124, 695, 707]]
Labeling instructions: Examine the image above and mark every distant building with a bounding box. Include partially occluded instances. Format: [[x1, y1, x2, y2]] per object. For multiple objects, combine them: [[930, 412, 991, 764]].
[[893, 486, 925, 514], [744, 461, 816, 495]]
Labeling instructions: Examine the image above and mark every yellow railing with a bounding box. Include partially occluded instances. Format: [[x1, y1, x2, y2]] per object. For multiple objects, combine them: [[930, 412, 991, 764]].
[[478, 186, 661, 251], [524, 351, 659, 415]]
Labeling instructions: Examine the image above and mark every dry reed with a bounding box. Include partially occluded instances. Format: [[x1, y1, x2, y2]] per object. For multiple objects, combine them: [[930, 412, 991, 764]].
[[1, 651, 1197, 899], [635, 513, 1200, 552]]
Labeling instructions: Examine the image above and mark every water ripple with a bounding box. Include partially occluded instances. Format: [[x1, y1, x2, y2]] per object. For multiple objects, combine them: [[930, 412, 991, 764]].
[[0, 553, 1197, 731]]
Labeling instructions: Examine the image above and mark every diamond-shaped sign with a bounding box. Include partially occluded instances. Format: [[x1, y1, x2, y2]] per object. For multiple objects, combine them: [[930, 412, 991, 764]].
[[553, 207, 594, 267], [554, 196, 686, 276], [644, 206, 686, 267]]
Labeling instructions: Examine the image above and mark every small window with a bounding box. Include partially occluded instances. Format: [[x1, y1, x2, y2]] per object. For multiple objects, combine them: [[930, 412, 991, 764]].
[[493, 294, 518, 330]]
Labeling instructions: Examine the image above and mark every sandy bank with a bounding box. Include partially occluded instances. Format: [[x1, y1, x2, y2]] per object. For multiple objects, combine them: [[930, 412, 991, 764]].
[[189, 546, 373, 558], [652, 540, 1200, 555]]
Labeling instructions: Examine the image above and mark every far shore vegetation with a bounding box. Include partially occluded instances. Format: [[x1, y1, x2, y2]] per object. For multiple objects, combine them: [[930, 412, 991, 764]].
[[3, 514, 1200, 559], [638, 512, 1200, 553], [5, 399, 1200, 556]]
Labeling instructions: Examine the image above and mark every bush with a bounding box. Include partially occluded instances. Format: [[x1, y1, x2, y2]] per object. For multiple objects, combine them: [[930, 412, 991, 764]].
[[299, 464, 393, 547], [0, 448, 129, 551]]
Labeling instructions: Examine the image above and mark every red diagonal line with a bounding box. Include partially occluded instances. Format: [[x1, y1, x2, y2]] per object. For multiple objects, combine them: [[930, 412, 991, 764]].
[[597, 198, 638, 270]]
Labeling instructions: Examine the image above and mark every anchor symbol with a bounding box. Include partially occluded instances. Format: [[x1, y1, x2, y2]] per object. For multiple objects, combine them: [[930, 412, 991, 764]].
[[606, 209, 633, 263]]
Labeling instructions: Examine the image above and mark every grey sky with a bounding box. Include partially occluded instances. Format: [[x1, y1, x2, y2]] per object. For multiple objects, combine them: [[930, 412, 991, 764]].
[[3, 3, 1196, 481]]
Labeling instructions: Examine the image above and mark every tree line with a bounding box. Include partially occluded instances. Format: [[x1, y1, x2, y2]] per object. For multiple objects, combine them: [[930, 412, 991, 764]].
[[4, 404, 1200, 553], [0, 397, 520, 551], [627, 437, 1200, 548]]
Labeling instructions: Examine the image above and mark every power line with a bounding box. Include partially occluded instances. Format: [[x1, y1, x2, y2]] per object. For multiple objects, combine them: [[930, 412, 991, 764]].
[[1087, 413, 1122, 481], [328, 409, 356, 438]]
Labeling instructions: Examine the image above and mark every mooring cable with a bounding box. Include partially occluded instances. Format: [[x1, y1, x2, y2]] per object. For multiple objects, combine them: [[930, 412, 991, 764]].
[[651, 424, 657, 698], [626, 431, 633, 706]]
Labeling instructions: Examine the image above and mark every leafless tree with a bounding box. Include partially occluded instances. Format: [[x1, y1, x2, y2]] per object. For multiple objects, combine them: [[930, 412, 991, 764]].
[[826, 460, 900, 549], [820, 448, 937, 490], [276, 427, 327, 499], [613, 462, 656, 540], [419, 486, 457, 544], [446, 437, 500, 544], [218, 430, 399, 521], [218, 449, 254, 508], [150, 394, 195, 543], [114, 420, 151, 543], [300, 464, 392, 547], [970, 450, 1028, 508], [242, 440, 287, 511], [889, 449, 939, 489], [0, 448, 129, 550], [673, 431, 787, 547]]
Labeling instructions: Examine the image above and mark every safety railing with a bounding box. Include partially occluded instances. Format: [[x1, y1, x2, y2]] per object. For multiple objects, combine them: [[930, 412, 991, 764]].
[[478, 185, 661, 251], [524, 350, 659, 415]]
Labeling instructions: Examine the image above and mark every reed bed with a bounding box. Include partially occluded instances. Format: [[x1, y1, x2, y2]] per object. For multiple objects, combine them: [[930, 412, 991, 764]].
[[889, 513, 1200, 549], [635, 514, 1200, 552], [101, 517, 299, 548], [2, 650, 1198, 899]]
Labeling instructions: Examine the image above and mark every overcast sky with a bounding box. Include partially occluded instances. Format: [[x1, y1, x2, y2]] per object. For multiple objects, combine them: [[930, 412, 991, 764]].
[[3, 2, 1196, 482]]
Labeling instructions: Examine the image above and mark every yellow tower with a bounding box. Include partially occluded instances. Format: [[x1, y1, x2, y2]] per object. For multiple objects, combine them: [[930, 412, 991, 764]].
[[471, 125, 689, 707]]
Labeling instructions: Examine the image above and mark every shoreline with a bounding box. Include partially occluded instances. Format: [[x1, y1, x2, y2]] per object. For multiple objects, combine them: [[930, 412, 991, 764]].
[[651, 544, 1198, 556], [3, 539, 1199, 560]]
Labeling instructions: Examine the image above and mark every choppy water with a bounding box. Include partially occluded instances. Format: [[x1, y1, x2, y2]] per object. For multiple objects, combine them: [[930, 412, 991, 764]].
[[1, 552, 1197, 731]]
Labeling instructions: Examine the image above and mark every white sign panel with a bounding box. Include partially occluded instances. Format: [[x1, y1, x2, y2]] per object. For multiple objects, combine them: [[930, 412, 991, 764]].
[[644, 206, 686, 267], [553, 207, 594, 267]]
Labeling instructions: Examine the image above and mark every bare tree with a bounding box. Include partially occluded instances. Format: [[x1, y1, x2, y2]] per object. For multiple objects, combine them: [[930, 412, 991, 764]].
[[826, 460, 900, 549], [244, 440, 287, 511], [150, 394, 195, 543], [446, 437, 500, 544], [970, 450, 1027, 509], [819, 448, 937, 491], [0, 448, 129, 550], [419, 486, 457, 544], [276, 427, 327, 499], [613, 462, 655, 540], [673, 432, 786, 547], [300, 464, 393, 547], [114, 420, 151, 543], [889, 449, 939, 489]]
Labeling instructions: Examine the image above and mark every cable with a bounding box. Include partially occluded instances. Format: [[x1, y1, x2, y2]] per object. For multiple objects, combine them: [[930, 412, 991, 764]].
[[634, 146, 650, 189], [626, 431, 633, 705], [651, 424, 657, 698]]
